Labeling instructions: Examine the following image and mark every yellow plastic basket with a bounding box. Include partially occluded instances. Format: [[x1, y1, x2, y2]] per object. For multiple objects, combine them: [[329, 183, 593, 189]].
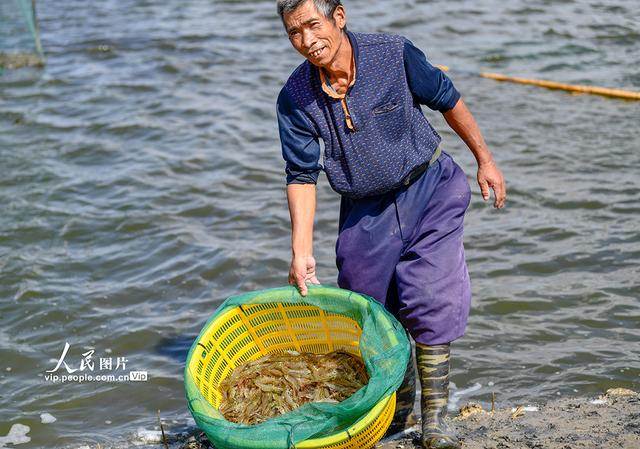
[[186, 300, 396, 449]]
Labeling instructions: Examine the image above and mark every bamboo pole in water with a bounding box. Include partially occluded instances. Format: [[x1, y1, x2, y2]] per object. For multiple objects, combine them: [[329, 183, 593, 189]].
[[436, 65, 640, 101], [32, 0, 44, 58]]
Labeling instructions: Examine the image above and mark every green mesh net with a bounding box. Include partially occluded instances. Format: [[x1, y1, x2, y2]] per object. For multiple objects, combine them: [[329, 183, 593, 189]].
[[0, 0, 44, 70], [184, 285, 410, 449]]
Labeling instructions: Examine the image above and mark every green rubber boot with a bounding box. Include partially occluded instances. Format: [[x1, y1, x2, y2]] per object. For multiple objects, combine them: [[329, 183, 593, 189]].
[[416, 343, 461, 449], [384, 343, 417, 437]]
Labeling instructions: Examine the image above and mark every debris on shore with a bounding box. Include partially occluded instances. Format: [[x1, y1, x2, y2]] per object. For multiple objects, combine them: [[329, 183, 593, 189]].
[[175, 388, 639, 449], [378, 388, 640, 449]]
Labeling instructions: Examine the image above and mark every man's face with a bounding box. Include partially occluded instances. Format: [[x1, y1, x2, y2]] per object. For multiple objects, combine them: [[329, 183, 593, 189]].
[[283, 0, 347, 68]]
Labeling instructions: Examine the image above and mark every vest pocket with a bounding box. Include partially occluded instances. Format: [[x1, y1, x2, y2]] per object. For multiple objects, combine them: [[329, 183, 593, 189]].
[[372, 101, 400, 115]]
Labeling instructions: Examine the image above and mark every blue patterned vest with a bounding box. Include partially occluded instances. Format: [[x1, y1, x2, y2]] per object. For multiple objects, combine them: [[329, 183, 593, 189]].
[[283, 31, 442, 198]]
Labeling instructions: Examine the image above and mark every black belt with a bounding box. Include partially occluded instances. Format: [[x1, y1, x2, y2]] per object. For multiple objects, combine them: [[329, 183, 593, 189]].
[[402, 146, 442, 186]]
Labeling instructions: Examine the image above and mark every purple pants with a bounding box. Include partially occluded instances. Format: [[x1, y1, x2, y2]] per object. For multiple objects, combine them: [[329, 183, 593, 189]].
[[336, 151, 472, 345]]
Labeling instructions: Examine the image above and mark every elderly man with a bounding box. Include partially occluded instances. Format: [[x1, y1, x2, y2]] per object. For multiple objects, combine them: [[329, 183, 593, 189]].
[[275, 0, 506, 447]]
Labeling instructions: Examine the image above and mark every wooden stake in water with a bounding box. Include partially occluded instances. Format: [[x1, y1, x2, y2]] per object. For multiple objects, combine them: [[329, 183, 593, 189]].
[[491, 392, 495, 416], [157, 410, 169, 449]]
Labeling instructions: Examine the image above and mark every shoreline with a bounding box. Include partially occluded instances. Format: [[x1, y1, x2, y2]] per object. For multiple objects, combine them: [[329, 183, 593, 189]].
[[176, 388, 639, 449]]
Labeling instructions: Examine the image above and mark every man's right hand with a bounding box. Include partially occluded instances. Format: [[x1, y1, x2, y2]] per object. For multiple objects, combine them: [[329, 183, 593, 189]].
[[288, 255, 320, 296]]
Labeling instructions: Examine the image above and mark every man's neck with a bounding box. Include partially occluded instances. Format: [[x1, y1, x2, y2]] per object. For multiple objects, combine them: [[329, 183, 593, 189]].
[[322, 32, 353, 88]]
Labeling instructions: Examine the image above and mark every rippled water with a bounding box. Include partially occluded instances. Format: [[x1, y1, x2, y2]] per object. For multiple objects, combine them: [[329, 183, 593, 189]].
[[1, 0, 639, 447]]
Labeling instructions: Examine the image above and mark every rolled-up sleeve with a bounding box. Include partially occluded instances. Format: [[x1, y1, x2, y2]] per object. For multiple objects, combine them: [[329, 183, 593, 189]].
[[276, 87, 322, 185], [402, 39, 461, 112]]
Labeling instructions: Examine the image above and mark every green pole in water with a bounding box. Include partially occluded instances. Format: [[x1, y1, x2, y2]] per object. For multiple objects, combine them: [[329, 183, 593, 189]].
[[32, 0, 44, 59], [11, 0, 45, 61]]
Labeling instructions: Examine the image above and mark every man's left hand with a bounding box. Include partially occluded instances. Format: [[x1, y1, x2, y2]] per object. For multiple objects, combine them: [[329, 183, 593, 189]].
[[477, 159, 506, 209]]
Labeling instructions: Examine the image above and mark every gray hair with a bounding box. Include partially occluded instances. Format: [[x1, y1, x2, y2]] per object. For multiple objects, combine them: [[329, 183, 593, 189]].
[[277, 0, 343, 22]]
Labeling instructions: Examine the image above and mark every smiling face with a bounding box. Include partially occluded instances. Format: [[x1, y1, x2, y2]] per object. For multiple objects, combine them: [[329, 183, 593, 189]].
[[283, 0, 347, 69]]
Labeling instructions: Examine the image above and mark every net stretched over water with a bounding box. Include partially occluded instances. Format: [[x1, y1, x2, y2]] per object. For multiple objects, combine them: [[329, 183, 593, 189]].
[[184, 285, 411, 449], [0, 0, 44, 70]]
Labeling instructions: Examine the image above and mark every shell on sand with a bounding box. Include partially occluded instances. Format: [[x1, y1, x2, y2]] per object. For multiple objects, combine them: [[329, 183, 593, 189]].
[[604, 388, 638, 398], [456, 403, 486, 419]]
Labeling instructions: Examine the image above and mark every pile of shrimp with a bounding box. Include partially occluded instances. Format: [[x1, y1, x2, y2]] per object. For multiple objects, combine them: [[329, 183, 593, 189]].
[[219, 350, 369, 425]]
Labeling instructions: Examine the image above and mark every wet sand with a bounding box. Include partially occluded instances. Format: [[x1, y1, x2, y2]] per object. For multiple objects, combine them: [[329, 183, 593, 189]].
[[377, 388, 639, 449], [178, 389, 639, 449]]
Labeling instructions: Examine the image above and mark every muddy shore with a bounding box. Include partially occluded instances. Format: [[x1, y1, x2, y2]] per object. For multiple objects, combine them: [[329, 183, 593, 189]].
[[177, 389, 639, 449], [377, 388, 639, 449]]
